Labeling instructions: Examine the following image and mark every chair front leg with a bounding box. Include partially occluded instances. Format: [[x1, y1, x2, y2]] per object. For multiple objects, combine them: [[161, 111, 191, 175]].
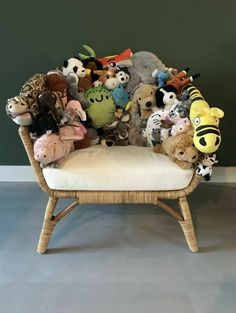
[[37, 196, 58, 254], [178, 197, 198, 253]]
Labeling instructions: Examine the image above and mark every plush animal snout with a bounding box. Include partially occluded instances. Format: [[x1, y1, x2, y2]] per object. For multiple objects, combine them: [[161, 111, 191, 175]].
[[78, 67, 86, 78], [139, 96, 156, 110], [105, 77, 120, 90], [35, 148, 48, 162]]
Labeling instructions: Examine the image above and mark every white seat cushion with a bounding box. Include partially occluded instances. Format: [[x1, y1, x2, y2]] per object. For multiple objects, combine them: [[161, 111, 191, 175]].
[[42, 145, 194, 191]]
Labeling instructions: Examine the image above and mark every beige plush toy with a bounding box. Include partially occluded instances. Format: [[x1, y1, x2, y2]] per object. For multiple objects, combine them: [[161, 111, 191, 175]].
[[153, 133, 199, 169], [131, 84, 157, 119]]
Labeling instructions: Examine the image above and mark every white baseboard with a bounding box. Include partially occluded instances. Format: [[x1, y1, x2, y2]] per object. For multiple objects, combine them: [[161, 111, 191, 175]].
[[0, 166, 235, 183], [0, 166, 35, 182]]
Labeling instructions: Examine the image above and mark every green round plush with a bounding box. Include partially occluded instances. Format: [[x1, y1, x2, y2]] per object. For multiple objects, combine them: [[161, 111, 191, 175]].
[[85, 86, 116, 129]]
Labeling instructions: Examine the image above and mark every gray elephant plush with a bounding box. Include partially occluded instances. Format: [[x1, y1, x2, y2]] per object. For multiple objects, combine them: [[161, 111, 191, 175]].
[[126, 51, 166, 94]]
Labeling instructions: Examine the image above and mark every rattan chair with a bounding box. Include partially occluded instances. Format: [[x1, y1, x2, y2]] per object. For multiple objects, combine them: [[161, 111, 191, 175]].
[[19, 126, 201, 254]]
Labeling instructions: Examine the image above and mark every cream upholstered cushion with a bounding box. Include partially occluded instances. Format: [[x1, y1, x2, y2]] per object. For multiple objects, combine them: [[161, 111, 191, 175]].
[[42, 145, 194, 191]]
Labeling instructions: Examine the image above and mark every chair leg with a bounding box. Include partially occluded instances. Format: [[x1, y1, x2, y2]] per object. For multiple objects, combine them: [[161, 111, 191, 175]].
[[178, 197, 198, 253], [37, 196, 58, 254]]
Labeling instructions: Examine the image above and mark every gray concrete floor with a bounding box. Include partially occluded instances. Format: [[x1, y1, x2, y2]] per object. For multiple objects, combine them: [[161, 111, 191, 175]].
[[0, 182, 235, 313]]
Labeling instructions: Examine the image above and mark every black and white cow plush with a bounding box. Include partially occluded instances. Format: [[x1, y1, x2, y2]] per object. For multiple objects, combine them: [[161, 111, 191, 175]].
[[196, 154, 218, 181]]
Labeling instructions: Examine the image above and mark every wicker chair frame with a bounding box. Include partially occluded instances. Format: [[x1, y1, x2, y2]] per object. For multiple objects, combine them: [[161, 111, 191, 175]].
[[19, 126, 201, 254]]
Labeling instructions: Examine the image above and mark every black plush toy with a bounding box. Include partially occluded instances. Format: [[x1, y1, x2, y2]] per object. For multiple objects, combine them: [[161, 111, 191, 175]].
[[37, 90, 61, 122], [30, 113, 59, 138], [30, 90, 59, 138]]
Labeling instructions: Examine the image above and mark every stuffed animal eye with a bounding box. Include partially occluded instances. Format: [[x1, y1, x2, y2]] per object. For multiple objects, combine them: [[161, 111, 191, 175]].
[[106, 75, 110, 79], [194, 117, 200, 126], [139, 97, 142, 101], [106, 95, 109, 99], [179, 151, 184, 155], [90, 98, 94, 103], [215, 118, 219, 124], [110, 62, 116, 68]]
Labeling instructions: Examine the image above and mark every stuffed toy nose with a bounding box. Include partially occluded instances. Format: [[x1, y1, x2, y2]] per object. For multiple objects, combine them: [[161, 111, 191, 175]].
[[146, 101, 152, 108], [35, 149, 47, 161]]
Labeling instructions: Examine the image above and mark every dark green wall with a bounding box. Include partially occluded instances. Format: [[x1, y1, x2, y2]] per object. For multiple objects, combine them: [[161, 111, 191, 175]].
[[1, 0, 235, 165]]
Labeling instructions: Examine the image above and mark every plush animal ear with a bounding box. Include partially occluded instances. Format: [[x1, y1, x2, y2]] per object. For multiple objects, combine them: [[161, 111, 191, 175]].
[[120, 113, 130, 123], [63, 60, 68, 68], [93, 70, 104, 76], [76, 104, 87, 121], [131, 98, 139, 113], [152, 85, 158, 92], [61, 135, 82, 141], [210, 107, 224, 118]]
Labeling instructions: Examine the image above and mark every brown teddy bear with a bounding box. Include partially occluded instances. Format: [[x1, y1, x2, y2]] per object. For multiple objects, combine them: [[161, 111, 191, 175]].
[[153, 133, 198, 169], [131, 84, 157, 119]]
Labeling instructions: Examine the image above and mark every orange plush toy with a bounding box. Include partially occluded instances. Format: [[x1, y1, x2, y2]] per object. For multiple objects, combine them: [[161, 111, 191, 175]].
[[166, 68, 200, 94]]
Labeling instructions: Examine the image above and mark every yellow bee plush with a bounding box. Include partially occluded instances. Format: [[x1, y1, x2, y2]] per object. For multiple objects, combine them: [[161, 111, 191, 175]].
[[186, 85, 224, 153]]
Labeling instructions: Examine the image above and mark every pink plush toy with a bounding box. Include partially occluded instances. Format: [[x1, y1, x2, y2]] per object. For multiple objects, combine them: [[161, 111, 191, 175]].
[[65, 100, 87, 121], [33, 126, 81, 167], [65, 100, 87, 139], [171, 117, 192, 136]]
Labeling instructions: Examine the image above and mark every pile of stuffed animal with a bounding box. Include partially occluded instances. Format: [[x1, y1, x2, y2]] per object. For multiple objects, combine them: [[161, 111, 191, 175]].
[[6, 45, 224, 181]]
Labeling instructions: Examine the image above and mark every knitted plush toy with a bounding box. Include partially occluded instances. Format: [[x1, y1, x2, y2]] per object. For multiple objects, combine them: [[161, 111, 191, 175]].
[[65, 100, 87, 140], [33, 126, 82, 168], [62, 57, 86, 78], [116, 70, 130, 85], [171, 117, 192, 136], [93, 69, 120, 90], [101, 111, 131, 147], [186, 85, 224, 153], [6, 95, 38, 126], [153, 133, 199, 169], [152, 69, 170, 88], [44, 74, 68, 110], [85, 86, 116, 129], [6, 73, 46, 126], [142, 109, 171, 146], [196, 153, 218, 181], [155, 85, 177, 110], [131, 84, 158, 120], [111, 84, 130, 109], [166, 68, 200, 94]]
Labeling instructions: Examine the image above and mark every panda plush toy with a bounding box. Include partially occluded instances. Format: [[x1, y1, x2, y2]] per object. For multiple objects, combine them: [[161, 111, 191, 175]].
[[62, 57, 86, 78]]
